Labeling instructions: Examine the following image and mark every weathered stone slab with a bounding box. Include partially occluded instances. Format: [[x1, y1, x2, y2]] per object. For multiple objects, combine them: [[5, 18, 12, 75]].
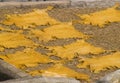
[[97, 70, 120, 83], [0, 60, 31, 79], [1, 0, 67, 1], [0, 77, 80, 83], [0, 1, 70, 8], [1, 0, 44, 1], [71, 0, 120, 8]]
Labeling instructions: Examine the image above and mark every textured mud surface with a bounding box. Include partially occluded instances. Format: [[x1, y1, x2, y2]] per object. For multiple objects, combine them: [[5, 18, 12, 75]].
[[0, 6, 119, 83]]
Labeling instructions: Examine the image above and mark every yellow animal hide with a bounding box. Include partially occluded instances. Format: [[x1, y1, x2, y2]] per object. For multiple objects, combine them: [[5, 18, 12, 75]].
[[3, 7, 59, 29], [47, 40, 105, 59], [77, 52, 120, 73], [31, 23, 88, 42], [28, 63, 90, 81], [77, 4, 120, 27]]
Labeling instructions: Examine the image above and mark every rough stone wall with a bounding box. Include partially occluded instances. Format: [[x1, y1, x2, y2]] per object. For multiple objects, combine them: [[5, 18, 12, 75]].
[[71, 0, 120, 8], [0, 0, 120, 8], [0, 77, 80, 83], [0, 0, 65, 2]]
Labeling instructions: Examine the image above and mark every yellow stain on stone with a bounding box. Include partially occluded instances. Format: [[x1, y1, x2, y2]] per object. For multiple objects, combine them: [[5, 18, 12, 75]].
[[3, 7, 59, 29], [0, 32, 34, 48], [77, 4, 120, 27], [0, 48, 52, 69], [77, 52, 120, 73], [0, 47, 4, 52], [47, 40, 105, 59], [32, 23, 88, 42], [29, 63, 89, 81]]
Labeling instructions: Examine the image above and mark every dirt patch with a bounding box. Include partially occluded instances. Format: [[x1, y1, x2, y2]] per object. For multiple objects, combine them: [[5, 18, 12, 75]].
[[43, 38, 77, 46], [74, 23, 120, 51], [0, 46, 25, 55], [48, 7, 106, 22]]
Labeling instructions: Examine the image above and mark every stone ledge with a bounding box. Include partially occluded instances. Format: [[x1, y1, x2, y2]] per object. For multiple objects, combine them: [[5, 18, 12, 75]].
[[0, 0, 120, 8], [0, 77, 80, 83], [0, 1, 70, 8], [71, 0, 120, 8], [97, 70, 120, 83], [0, 59, 31, 79]]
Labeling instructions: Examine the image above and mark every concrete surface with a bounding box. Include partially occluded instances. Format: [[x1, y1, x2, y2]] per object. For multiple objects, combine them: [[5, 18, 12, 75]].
[[0, 77, 80, 83]]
